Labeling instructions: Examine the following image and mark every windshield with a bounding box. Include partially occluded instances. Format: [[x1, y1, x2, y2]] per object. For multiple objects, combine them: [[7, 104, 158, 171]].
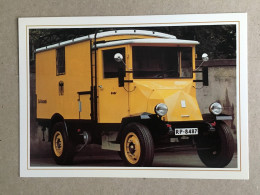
[[132, 46, 193, 79]]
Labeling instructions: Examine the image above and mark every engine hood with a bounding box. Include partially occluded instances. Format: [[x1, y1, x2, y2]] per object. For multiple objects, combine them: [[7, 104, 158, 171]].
[[129, 79, 203, 122]]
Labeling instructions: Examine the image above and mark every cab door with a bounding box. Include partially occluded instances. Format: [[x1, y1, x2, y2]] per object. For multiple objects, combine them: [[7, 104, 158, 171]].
[[96, 46, 130, 123]]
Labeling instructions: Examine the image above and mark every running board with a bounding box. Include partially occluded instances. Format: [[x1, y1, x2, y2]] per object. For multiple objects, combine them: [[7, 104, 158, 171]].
[[101, 131, 120, 151]]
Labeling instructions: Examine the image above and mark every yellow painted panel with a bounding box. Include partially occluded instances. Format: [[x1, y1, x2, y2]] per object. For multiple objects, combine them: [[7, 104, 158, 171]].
[[96, 45, 129, 123], [36, 41, 92, 120], [36, 49, 64, 119], [64, 41, 92, 119], [129, 79, 202, 122], [79, 95, 91, 119]]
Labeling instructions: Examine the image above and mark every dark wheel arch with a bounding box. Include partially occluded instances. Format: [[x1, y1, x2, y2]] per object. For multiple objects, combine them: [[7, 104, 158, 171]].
[[49, 113, 67, 141], [116, 113, 158, 143]]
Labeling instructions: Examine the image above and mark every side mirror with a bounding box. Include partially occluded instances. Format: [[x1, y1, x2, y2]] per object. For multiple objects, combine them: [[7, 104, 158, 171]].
[[114, 53, 124, 62], [202, 53, 209, 86], [114, 53, 125, 87], [193, 66, 209, 86], [202, 53, 209, 62], [193, 53, 209, 86], [202, 66, 208, 86]]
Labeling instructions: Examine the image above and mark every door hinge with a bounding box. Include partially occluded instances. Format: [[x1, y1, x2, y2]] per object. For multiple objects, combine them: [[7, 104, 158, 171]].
[[78, 100, 82, 112]]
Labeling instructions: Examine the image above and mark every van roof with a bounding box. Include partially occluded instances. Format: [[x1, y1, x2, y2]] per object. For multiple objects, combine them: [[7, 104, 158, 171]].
[[35, 30, 195, 52], [95, 38, 199, 48]]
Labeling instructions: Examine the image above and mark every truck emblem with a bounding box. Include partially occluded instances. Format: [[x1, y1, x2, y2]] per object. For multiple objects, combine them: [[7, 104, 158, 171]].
[[38, 99, 47, 104], [181, 100, 186, 108], [111, 92, 117, 95]]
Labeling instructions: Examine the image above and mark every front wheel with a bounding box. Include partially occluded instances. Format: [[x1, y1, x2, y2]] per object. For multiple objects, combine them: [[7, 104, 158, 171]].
[[51, 122, 76, 165], [120, 122, 154, 167], [196, 121, 234, 168]]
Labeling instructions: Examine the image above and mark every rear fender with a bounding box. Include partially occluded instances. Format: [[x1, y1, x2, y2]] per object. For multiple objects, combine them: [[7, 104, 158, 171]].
[[49, 113, 68, 141]]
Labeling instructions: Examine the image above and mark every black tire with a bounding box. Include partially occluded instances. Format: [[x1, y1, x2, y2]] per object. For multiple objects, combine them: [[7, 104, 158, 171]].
[[197, 121, 234, 168], [117, 151, 123, 159], [51, 122, 75, 165], [120, 122, 154, 167]]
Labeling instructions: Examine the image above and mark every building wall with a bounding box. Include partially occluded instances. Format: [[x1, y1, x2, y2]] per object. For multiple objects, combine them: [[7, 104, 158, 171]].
[[196, 60, 236, 134]]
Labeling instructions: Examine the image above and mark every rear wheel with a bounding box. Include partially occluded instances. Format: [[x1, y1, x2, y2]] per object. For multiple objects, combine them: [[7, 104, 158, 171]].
[[51, 122, 75, 165], [197, 121, 234, 168], [120, 122, 154, 166]]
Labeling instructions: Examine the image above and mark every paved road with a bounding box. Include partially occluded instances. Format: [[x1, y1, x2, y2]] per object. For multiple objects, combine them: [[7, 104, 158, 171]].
[[30, 144, 237, 168]]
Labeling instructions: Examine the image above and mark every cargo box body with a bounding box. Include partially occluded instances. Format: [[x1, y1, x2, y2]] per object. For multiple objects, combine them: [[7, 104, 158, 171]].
[[36, 40, 92, 120]]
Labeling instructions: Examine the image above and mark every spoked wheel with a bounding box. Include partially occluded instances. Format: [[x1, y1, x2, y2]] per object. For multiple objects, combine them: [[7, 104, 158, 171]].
[[120, 122, 154, 167], [196, 121, 234, 168], [51, 122, 75, 165]]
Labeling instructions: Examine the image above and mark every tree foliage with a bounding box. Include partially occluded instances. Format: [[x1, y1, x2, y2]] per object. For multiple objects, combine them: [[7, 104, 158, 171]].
[[166, 25, 236, 59], [30, 25, 236, 60]]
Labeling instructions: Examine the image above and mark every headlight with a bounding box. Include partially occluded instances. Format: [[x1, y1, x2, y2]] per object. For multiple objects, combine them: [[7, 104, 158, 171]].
[[209, 102, 222, 115], [155, 103, 168, 116]]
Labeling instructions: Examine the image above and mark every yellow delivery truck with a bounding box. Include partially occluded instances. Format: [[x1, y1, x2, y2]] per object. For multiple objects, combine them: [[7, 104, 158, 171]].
[[35, 29, 234, 167]]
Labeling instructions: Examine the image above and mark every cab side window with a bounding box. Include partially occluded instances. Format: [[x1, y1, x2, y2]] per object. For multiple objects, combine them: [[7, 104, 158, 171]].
[[56, 47, 65, 75], [180, 47, 192, 78], [103, 48, 125, 78]]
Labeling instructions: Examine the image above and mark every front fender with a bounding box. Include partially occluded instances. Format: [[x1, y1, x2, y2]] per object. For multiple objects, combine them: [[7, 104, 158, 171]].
[[116, 113, 156, 142]]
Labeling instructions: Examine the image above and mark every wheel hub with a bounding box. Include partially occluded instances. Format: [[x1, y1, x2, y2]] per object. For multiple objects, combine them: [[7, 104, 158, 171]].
[[56, 139, 62, 148], [129, 143, 135, 154]]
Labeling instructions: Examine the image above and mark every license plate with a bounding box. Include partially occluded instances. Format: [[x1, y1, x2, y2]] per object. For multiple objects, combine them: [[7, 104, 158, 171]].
[[175, 128, 198, 135]]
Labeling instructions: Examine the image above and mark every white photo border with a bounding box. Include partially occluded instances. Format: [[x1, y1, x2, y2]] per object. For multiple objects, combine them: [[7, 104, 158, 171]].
[[19, 13, 248, 179]]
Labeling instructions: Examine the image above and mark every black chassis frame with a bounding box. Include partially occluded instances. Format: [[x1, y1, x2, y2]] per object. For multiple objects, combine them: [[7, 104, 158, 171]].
[[36, 112, 231, 150]]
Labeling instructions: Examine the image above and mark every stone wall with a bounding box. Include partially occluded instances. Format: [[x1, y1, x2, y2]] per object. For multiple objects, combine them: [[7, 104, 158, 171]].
[[196, 59, 236, 134]]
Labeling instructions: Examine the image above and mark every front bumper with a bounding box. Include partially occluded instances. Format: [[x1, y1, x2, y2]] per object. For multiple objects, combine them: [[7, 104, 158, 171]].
[[202, 113, 233, 123]]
